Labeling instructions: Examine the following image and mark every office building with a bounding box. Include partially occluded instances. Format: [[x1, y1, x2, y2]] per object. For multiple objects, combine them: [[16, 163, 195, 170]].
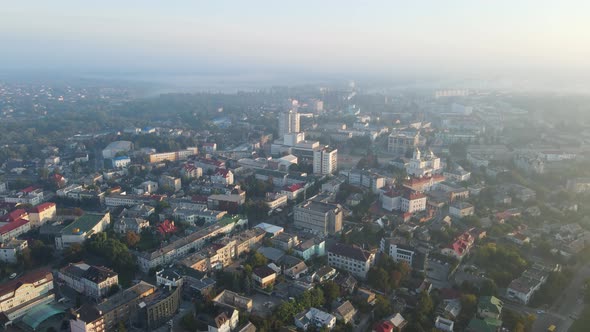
[[294, 200, 343, 235]]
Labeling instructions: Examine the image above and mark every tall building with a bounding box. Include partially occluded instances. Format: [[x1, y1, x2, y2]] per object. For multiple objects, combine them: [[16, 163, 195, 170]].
[[278, 109, 300, 138], [313, 147, 338, 175], [294, 200, 343, 235]]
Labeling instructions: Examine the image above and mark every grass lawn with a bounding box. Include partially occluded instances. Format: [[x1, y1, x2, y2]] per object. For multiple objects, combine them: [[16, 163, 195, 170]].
[[569, 306, 590, 332]]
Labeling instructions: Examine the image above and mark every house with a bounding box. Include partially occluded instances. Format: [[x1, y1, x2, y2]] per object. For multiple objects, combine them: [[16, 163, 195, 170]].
[[198, 307, 239, 332], [252, 266, 277, 289], [294, 307, 336, 331], [211, 168, 234, 185], [114, 217, 149, 234], [434, 316, 454, 332], [293, 238, 325, 260], [372, 313, 407, 332], [441, 231, 474, 260], [466, 317, 502, 332], [449, 202, 474, 218], [332, 301, 357, 324], [328, 243, 376, 279], [0, 239, 28, 263], [478, 296, 503, 319], [314, 266, 336, 283], [282, 255, 309, 279]]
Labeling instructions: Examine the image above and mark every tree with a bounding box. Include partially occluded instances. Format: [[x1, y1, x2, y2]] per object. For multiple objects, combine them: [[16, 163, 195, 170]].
[[247, 252, 268, 267], [322, 281, 341, 307], [124, 231, 140, 248], [374, 295, 393, 320], [117, 321, 127, 332], [458, 294, 477, 325]]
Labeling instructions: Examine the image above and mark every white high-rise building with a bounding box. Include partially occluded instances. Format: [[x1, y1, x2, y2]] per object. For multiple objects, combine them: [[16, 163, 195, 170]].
[[278, 109, 300, 138], [313, 147, 338, 175]]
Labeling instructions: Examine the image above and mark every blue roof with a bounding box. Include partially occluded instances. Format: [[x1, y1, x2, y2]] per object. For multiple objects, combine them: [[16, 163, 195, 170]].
[[113, 156, 130, 161]]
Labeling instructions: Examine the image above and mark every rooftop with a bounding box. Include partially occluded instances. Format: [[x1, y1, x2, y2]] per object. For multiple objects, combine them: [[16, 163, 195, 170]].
[[61, 213, 108, 235]]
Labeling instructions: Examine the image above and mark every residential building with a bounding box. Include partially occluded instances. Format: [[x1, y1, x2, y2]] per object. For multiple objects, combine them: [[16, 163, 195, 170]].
[[113, 217, 150, 234], [372, 313, 407, 332], [403, 174, 445, 192], [294, 307, 336, 331], [55, 212, 111, 249], [159, 175, 181, 192], [28, 202, 56, 228], [211, 169, 234, 185], [180, 164, 203, 179], [294, 200, 343, 235], [381, 190, 401, 212], [57, 262, 118, 299], [0, 218, 31, 243], [252, 266, 277, 289], [264, 192, 288, 210], [293, 238, 325, 260], [478, 296, 503, 320], [441, 231, 475, 260], [0, 269, 54, 322], [313, 147, 338, 175], [328, 243, 375, 279], [3, 187, 44, 206], [449, 202, 475, 218], [142, 285, 182, 331], [401, 191, 427, 213], [435, 316, 454, 332], [0, 238, 28, 263], [332, 301, 356, 324], [271, 232, 298, 251], [278, 109, 300, 138], [70, 281, 156, 332], [213, 290, 253, 312], [198, 307, 239, 332]]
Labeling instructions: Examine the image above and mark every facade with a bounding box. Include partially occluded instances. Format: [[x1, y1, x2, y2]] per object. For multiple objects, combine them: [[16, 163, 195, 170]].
[[111, 156, 131, 168], [388, 132, 420, 154], [102, 141, 133, 159], [180, 164, 203, 179], [57, 262, 119, 299], [401, 191, 427, 213], [293, 238, 325, 260], [294, 200, 343, 235], [328, 243, 375, 279], [407, 148, 442, 178], [55, 212, 111, 250], [434, 316, 454, 332], [113, 217, 150, 234], [143, 285, 182, 331], [252, 266, 277, 289], [380, 238, 416, 266], [159, 175, 182, 192], [313, 147, 338, 175], [449, 202, 475, 218], [28, 202, 56, 228], [278, 109, 300, 138], [211, 169, 234, 185], [0, 269, 54, 322], [70, 281, 156, 332], [0, 238, 28, 263], [0, 218, 31, 243], [381, 190, 401, 212], [148, 147, 198, 163]]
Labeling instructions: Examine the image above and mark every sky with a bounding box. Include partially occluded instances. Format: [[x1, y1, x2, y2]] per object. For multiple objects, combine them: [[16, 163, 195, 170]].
[[1, 1, 590, 85]]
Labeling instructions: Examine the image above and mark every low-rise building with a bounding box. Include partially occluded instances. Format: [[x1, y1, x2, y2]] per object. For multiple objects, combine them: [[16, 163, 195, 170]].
[[328, 243, 375, 279], [55, 212, 111, 249], [434, 316, 454, 332], [0, 238, 28, 263], [0, 218, 31, 243], [114, 217, 150, 234], [401, 191, 427, 213], [252, 266, 277, 289], [0, 269, 54, 322], [380, 238, 416, 266], [294, 307, 336, 331], [478, 296, 503, 320], [449, 202, 475, 218], [332, 301, 356, 324], [293, 238, 325, 260], [28, 202, 56, 228], [57, 262, 118, 299]]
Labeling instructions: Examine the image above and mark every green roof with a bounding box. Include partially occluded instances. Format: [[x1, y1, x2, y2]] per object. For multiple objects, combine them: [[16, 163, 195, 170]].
[[478, 295, 503, 314], [21, 304, 65, 330], [219, 214, 245, 226], [61, 213, 108, 235], [467, 318, 502, 332]]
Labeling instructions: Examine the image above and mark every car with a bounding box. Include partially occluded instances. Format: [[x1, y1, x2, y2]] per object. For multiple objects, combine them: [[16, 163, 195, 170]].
[[9, 273, 17, 279], [537, 310, 545, 314]]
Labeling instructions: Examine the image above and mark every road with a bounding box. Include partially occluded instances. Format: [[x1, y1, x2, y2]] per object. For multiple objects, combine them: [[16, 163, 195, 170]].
[[502, 262, 590, 332]]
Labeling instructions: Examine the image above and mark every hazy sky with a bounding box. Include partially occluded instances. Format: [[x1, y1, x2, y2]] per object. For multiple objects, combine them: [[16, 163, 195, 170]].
[[1, 1, 589, 81]]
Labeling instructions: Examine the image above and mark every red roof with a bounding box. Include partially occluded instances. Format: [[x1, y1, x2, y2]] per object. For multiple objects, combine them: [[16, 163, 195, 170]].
[[0, 218, 30, 235], [52, 173, 65, 181], [0, 269, 52, 298], [157, 220, 177, 235], [215, 168, 231, 177], [5, 209, 28, 222], [30, 202, 56, 214], [373, 321, 394, 332], [284, 183, 304, 192], [404, 190, 426, 200], [20, 186, 37, 193], [192, 195, 209, 204]]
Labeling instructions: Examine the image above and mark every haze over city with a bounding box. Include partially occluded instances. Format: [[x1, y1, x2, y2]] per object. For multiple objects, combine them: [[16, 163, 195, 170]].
[[2, 1, 590, 92]]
